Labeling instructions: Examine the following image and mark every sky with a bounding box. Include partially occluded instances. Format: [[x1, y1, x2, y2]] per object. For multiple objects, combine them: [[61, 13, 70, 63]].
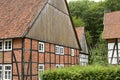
[[67, 0, 104, 2]]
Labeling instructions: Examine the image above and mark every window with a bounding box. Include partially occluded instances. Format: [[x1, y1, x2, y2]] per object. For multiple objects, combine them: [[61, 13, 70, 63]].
[[56, 64, 64, 69], [0, 41, 3, 51], [71, 49, 74, 56], [38, 42, 44, 52], [55, 45, 64, 55], [0, 65, 12, 80], [4, 65, 12, 80], [80, 54, 88, 66], [56, 64, 60, 68], [55, 46, 60, 54], [60, 47, 64, 55], [38, 64, 44, 80], [4, 40, 12, 51]]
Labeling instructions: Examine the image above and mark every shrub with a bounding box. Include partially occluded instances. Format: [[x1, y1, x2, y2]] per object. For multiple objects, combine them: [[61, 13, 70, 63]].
[[41, 65, 120, 80]]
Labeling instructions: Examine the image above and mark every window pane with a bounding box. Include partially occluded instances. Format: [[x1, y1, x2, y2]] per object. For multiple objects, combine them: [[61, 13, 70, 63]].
[[0, 42, 2, 50], [39, 66, 43, 69], [8, 71, 11, 79], [38, 42, 44, 52], [5, 66, 11, 70], [9, 41, 11, 49], [5, 42, 8, 49], [5, 71, 7, 79], [60, 47, 64, 54], [55, 46, 59, 54]]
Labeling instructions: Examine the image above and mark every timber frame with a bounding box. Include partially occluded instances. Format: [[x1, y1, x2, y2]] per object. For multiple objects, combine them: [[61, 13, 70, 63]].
[[107, 39, 119, 65], [0, 37, 79, 80], [0, 0, 81, 80]]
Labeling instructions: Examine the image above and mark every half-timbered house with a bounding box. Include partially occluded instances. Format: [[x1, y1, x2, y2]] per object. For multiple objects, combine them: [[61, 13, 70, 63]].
[[0, 0, 81, 80], [103, 11, 120, 65], [76, 27, 89, 66]]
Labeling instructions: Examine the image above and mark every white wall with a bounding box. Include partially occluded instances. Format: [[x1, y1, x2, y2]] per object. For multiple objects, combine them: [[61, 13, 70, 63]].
[[108, 40, 120, 64], [80, 54, 88, 66]]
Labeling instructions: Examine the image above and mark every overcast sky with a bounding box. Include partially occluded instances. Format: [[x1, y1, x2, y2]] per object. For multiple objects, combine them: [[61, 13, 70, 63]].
[[67, 0, 104, 2]]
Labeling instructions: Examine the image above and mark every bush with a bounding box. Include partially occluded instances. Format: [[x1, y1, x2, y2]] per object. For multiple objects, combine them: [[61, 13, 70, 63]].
[[41, 65, 120, 80]]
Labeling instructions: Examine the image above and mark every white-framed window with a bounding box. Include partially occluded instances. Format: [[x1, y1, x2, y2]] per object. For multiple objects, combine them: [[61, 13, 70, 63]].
[[38, 64, 44, 80], [71, 49, 74, 56], [60, 46, 64, 55], [4, 65, 12, 80], [38, 42, 45, 52], [55, 45, 60, 54], [55, 45, 64, 55], [0, 64, 12, 80], [56, 64, 60, 68], [80, 54, 88, 66], [56, 64, 64, 69], [4, 40, 12, 51], [0, 41, 3, 51]]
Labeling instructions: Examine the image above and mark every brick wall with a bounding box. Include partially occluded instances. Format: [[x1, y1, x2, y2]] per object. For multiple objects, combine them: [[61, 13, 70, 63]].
[[0, 38, 80, 80]]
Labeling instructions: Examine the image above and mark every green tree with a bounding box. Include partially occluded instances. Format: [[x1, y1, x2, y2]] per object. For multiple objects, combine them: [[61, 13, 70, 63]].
[[69, 0, 105, 46], [69, 0, 92, 18], [105, 0, 120, 12], [84, 1, 105, 45], [89, 34, 108, 65], [72, 16, 85, 27]]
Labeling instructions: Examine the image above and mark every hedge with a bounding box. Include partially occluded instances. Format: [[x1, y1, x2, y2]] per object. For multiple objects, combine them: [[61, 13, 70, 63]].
[[41, 65, 120, 80]]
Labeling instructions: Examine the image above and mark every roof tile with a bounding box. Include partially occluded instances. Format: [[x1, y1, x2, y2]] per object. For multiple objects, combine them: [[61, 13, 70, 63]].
[[76, 27, 84, 41], [0, 0, 45, 39], [103, 11, 120, 39]]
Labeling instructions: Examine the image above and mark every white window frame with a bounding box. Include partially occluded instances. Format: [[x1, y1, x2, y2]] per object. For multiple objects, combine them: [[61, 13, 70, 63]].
[[71, 49, 74, 56], [4, 64, 12, 80], [80, 54, 88, 66], [38, 64, 44, 80], [55, 45, 64, 55], [38, 42, 45, 52], [4, 40, 12, 51], [56, 64, 60, 68], [55, 45, 60, 54], [56, 64, 64, 69], [0, 41, 3, 51], [60, 46, 64, 55]]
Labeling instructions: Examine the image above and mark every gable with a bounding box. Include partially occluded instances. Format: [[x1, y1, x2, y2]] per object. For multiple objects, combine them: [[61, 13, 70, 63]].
[[26, 0, 79, 49]]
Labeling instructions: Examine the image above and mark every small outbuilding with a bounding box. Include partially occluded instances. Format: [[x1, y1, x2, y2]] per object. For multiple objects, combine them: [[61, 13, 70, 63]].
[[76, 27, 89, 66], [103, 11, 120, 64]]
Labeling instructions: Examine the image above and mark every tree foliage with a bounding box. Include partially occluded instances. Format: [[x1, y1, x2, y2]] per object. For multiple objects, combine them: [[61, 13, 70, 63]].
[[105, 0, 120, 12], [72, 16, 85, 27], [89, 34, 108, 65], [69, 0, 105, 46]]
